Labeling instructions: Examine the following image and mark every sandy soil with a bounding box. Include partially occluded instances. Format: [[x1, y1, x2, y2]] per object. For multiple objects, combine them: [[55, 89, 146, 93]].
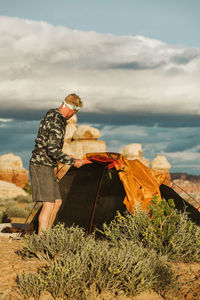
[[0, 236, 200, 300], [0, 236, 45, 300]]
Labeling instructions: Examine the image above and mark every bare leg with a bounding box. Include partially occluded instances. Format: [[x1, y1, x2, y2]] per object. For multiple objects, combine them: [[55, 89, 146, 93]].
[[38, 202, 54, 236], [47, 198, 62, 230]]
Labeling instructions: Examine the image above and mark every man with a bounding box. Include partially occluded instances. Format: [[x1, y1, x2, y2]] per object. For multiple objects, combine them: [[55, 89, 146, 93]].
[[29, 94, 87, 235]]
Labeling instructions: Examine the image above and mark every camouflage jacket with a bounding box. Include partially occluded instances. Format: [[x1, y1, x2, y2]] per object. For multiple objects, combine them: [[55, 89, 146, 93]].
[[30, 109, 75, 167]]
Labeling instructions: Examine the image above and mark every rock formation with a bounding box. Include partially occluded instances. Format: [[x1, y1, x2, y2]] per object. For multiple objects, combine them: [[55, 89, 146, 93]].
[[63, 123, 106, 159], [0, 153, 29, 188], [151, 154, 171, 171], [64, 115, 78, 142], [73, 125, 101, 140], [151, 154, 171, 183], [0, 180, 27, 199], [121, 143, 149, 167]]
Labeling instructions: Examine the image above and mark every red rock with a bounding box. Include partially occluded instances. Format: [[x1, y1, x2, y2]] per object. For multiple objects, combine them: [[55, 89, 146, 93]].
[[0, 153, 29, 188]]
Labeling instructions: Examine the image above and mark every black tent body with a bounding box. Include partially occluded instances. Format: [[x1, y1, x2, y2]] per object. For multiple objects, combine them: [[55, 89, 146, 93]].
[[160, 184, 200, 225], [56, 163, 126, 233], [31, 162, 200, 233]]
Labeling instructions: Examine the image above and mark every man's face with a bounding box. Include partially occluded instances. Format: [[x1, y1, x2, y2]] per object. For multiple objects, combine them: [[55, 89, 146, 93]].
[[65, 109, 77, 119], [63, 102, 80, 119], [59, 103, 77, 119]]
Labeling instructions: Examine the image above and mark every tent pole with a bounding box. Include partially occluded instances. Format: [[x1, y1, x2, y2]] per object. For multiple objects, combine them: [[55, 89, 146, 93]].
[[19, 202, 38, 235], [165, 178, 200, 208], [88, 166, 107, 234]]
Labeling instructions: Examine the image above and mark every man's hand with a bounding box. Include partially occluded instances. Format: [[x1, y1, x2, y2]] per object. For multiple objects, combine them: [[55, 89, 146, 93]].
[[73, 159, 90, 168]]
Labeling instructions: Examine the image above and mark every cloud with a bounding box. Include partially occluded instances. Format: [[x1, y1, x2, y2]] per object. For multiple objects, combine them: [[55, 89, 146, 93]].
[[163, 151, 200, 174], [112, 61, 165, 70], [0, 119, 39, 155], [165, 151, 200, 162], [78, 112, 200, 127], [0, 16, 200, 122], [0, 118, 12, 122], [87, 122, 200, 157], [0, 16, 200, 175], [171, 48, 200, 65]]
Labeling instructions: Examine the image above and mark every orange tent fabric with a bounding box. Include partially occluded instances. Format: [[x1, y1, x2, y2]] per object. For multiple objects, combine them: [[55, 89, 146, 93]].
[[84, 152, 167, 214]]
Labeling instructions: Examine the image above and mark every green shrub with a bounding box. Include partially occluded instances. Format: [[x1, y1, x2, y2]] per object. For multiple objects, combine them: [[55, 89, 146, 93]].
[[0, 199, 16, 208], [0, 211, 11, 223], [23, 224, 88, 260], [0, 198, 36, 219], [23, 183, 32, 195], [0, 210, 3, 223], [18, 225, 172, 299], [0, 195, 32, 208], [4, 206, 28, 218], [17, 272, 47, 300], [99, 198, 200, 262], [18, 198, 200, 299], [13, 194, 32, 203]]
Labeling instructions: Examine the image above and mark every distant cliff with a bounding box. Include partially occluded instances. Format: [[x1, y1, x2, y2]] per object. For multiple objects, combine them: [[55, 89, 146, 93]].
[[171, 172, 200, 182], [171, 172, 200, 208]]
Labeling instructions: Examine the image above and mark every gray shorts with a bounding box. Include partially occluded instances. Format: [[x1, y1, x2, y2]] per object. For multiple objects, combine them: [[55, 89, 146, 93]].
[[29, 163, 61, 203]]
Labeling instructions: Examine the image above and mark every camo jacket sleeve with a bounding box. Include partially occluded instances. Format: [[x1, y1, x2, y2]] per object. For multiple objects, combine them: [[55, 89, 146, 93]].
[[46, 111, 75, 165], [47, 126, 75, 165]]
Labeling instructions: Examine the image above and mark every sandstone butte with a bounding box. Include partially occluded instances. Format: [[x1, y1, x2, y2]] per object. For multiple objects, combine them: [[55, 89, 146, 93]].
[[0, 153, 29, 188], [0, 180, 27, 199], [62, 118, 106, 159]]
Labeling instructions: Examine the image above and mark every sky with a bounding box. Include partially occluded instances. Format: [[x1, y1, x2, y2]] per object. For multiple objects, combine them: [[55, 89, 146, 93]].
[[0, 0, 200, 174]]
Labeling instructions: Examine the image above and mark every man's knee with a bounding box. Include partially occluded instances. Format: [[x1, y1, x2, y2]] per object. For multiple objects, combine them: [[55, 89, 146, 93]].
[[42, 201, 55, 212], [54, 198, 62, 209]]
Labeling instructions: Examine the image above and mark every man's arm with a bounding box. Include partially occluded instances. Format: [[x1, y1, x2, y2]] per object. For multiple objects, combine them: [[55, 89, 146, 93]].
[[47, 126, 75, 165]]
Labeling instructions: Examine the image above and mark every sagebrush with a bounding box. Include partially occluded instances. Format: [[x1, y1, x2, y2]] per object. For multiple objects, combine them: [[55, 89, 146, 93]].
[[0, 195, 36, 221], [99, 198, 200, 262], [18, 225, 172, 299], [17, 198, 200, 299]]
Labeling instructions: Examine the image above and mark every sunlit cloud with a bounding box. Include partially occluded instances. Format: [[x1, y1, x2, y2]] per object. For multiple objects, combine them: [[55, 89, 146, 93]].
[[0, 16, 200, 118], [0, 118, 13, 122]]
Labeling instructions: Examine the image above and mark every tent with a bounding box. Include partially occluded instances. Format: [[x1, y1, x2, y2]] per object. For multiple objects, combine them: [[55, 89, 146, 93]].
[[30, 152, 200, 233]]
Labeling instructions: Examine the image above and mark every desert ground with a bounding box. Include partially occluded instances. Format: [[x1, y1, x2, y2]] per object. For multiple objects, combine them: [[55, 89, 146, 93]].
[[0, 235, 200, 300]]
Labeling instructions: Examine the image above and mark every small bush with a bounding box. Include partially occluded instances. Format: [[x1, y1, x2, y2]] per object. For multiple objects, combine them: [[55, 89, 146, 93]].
[[0, 199, 16, 208], [23, 224, 88, 260], [0, 195, 32, 208], [0, 211, 11, 223], [23, 183, 32, 195], [0, 210, 3, 223], [4, 206, 28, 218], [99, 198, 200, 262], [0, 197, 36, 219], [18, 225, 172, 299], [17, 272, 47, 300], [13, 195, 32, 203]]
